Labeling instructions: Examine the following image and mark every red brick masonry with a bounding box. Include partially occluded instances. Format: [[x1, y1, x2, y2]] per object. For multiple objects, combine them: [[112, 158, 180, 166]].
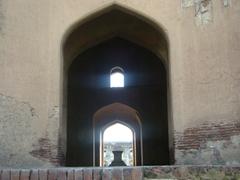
[[0, 168, 142, 180], [0, 166, 240, 180], [174, 121, 240, 150]]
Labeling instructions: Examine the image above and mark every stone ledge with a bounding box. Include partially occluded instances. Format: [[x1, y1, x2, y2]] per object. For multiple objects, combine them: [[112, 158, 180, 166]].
[[0, 166, 239, 180]]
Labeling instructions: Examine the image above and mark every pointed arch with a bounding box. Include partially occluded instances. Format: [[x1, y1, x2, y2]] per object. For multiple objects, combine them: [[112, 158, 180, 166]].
[[62, 3, 169, 69], [93, 103, 143, 166], [101, 121, 135, 166], [61, 2, 169, 40], [61, 3, 173, 166]]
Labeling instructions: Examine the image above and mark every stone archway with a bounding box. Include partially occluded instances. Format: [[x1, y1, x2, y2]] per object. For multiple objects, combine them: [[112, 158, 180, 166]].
[[61, 4, 172, 166]]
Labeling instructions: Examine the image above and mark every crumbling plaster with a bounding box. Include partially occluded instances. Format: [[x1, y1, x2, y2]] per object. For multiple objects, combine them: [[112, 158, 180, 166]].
[[175, 120, 240, 165], [182, 0, 233, 25], [0, 94, 59, 168], [0, 0, 239, 167], [0, 92, 61, 168]]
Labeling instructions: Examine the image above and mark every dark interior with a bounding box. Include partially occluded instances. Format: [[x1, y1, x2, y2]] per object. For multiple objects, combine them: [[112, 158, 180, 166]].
[[66, 37, 169, 166]]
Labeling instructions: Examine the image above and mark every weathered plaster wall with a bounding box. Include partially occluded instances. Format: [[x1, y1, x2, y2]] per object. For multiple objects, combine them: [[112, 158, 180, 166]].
[[175, 0, 240, 164], [0, 94, 61, 168], [0, 0, 239, 167], [0, 94, 57, 167], [0, 0, 61, 168]]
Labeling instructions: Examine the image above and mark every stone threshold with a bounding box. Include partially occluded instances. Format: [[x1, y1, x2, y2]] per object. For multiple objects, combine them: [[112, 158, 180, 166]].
[[0, 166, 240, 179]]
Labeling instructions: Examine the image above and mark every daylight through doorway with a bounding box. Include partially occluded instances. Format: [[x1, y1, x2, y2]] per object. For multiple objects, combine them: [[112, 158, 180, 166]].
[[102, 123, 134, 166]]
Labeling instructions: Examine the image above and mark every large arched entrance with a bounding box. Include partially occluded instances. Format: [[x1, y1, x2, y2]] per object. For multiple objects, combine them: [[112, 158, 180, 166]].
[[61, 4, 172, 166]]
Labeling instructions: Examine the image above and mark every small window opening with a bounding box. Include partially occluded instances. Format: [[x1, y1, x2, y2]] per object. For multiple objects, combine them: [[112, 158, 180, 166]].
[[110, 67, 124, 88], [102, 123, 134, 166]]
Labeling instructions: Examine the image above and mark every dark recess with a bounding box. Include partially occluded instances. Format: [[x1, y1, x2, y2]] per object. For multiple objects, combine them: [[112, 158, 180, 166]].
[[66, 38, 169, 166]]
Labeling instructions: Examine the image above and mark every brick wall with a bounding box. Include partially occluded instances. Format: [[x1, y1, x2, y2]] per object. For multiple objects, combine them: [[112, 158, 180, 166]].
[[175, 121, 240, 150], [0, 166, 240, 180], [0, 167, 143, 180], [174, 121, 240, 165]]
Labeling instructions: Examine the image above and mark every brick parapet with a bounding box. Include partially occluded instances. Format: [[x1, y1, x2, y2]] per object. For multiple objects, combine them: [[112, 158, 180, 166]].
[[0, 166, 239, 179]]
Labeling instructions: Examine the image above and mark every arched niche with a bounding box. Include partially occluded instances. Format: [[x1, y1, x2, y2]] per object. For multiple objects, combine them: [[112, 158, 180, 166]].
[[93, 103, 143, 166], [61, 3, 173, 166]]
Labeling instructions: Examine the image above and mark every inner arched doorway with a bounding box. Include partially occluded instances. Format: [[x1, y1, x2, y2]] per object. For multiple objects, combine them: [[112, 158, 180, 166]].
[[102, 122, 134, 166], [62, 4, 171, 166], [93, 103, 143, 166]]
